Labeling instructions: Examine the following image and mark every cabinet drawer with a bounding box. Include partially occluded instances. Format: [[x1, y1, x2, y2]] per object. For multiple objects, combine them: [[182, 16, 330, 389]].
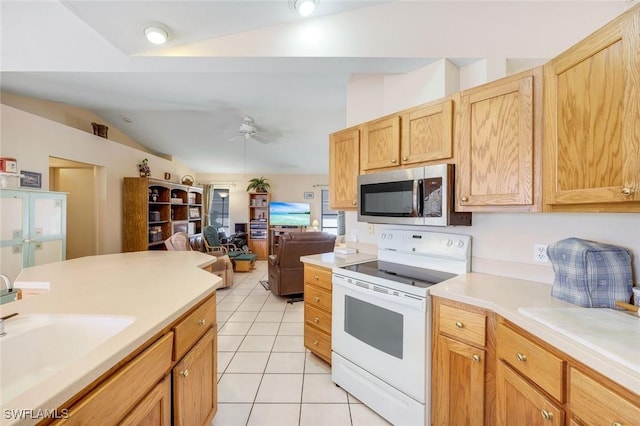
[[173, 294, 216, 361], [570, 367, 640, 425], [439, 304, 486, 347], [60, 333, 173, 425], [497, 323, 564, 402], [304, 324, 331, 364], [305, 303, 332, 335], [304, 264, 332, 291], [305, 285, 332, 313]]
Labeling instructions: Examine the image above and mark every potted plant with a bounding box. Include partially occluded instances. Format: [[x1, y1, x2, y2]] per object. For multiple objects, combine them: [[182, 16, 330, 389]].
[[246, 176, 270, 193], [138, 158, 151, 177]]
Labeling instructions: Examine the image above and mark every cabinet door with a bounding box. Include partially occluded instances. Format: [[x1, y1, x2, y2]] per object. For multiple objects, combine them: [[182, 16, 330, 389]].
[[401, 99, 453, 165], [173, 328, 217, 426], [119, 375, 171, 426], [361, 116, 401, 171], [432, 335, 485, 426], [496, 361, 564, 426], [544, 7, 640, 209], [456, 68, 542, 212], [329, 127, 360, 210], [0, 190, 28, 281]]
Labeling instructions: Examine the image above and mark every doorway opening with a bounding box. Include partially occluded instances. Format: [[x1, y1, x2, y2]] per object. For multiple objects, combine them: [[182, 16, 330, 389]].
[[49, 157, 99, 259]]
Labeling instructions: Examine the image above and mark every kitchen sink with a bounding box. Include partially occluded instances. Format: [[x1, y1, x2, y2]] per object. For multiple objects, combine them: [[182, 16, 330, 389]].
[[0, 314, 135, 403]]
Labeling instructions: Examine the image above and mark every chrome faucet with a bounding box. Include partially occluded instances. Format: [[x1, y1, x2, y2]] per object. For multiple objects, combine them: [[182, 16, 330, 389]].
[[1, 274, 13, 292], [0, 312, 19, 337]]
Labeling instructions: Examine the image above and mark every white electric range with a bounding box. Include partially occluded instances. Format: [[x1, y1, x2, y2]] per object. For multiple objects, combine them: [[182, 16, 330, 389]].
[[331, 229, 471, 426]]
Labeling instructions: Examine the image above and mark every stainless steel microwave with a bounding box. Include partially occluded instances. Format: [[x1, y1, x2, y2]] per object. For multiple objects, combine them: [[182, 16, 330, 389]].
[[357, 164, 471, 226]]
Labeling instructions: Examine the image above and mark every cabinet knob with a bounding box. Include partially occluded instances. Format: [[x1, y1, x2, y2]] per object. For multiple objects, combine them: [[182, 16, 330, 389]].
[[539, 409, 553, 420], [516, 353, 527, 362], [472, 354, 480, 363], [391, 158, 397, 163], [198, 319, 206, 326], [314, 317, 320, 323], [612, 422, 623, 426], [314, 296, 320, 302], [180, 369, 189, 377], [352, 200, 357, 205], [455, 321, 464, 329], [402, 156, 408, 161], [313, 340, 319, 346], [313, 274, 319, 281], [621, 187, 634, 196], [461, 197, 469, 203]]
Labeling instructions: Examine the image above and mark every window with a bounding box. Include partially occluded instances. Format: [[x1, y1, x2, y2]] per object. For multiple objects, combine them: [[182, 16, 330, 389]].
[[321, 189, 340, 235], [210, 189, 231, 236]]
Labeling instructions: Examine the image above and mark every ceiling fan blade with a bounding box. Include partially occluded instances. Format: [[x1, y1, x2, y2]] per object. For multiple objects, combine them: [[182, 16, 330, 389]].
[[223, 134, 242, 143], [250, 134, 270, 144]]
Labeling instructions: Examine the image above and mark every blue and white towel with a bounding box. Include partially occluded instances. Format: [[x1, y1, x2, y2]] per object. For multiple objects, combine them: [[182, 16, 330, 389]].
[[548, 238, 633, 308]]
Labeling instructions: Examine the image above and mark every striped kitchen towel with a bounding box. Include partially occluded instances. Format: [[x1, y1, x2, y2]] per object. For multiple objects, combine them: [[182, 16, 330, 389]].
[[548, 238, 633, 308]]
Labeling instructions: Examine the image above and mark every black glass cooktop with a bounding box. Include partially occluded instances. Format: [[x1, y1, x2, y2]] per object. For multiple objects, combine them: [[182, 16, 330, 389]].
[[340, 260, 456, 289]]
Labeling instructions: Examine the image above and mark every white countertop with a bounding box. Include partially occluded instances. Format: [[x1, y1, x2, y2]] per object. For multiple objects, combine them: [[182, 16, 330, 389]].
[[0, 251, 222, 425], [430, 272, 640, 396], [300, 251, 377, 269]]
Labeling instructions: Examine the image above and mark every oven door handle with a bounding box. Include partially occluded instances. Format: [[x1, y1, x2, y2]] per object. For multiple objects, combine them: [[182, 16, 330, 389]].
[[333, 277, 426, 311]]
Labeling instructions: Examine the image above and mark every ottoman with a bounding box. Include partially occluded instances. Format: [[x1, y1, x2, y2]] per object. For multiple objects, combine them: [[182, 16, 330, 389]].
[[234, 253, 257, 272]]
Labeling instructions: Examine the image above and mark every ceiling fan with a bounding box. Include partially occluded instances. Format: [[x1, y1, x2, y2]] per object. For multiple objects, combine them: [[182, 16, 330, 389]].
[[224, 116, 271, 144]]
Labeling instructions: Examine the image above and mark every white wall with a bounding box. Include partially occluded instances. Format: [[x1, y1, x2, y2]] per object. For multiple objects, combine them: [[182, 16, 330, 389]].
[[196, 173, 328, 231], [0, 104, 195, 254], [55, 168, 96, 259]]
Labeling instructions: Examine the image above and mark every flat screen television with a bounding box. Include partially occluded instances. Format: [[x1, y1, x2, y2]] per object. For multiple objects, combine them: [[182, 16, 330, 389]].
[[269, 202, 311, 227]]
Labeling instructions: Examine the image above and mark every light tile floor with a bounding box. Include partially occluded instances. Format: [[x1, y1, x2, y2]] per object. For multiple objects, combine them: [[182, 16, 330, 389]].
[[212, 261, 391, 426]]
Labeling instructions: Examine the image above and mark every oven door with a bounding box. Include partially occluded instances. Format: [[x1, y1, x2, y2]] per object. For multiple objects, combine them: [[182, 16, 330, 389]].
[[357, 167, 424, 225], [332, 274, 429, 403]]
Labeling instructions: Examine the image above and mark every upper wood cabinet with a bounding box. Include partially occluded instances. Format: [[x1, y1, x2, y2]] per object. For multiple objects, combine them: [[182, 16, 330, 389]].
[[401, 99, 454, 166], [544, 5, 640, 211], [329, 126, 360, 210], [360, 115, 401, 172], [456, 67, 543, 212]]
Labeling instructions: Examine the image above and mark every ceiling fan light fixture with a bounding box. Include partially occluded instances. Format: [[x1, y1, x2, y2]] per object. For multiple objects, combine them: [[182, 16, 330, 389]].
[[295, 0, 316, 17], [144, 26, 168, 44]]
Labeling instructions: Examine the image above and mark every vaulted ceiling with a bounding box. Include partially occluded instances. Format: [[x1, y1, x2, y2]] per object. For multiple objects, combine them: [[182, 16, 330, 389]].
[[0, 1, 628, 174]]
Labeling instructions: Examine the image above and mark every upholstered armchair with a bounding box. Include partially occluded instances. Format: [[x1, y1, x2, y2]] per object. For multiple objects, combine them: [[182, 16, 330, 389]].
[[179, 233, 235, 288], [267, 232, 336, 296]]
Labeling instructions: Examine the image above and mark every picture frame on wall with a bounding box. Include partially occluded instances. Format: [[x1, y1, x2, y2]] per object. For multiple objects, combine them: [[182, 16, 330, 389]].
[[20, 170, 42, 188], [303, 191, 314, 199]]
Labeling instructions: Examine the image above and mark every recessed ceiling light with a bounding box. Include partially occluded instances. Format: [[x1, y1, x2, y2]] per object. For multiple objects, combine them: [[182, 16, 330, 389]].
[[295, 0, 316, 17], [144, 26, 168, 45]]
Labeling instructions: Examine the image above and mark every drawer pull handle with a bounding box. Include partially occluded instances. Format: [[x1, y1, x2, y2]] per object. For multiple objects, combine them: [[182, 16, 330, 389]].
[[540, 409, 553, 420], [198, 319, 206, 326], [472, 354, 480, 363], [516, 353, 527, 362], [455, 321, 464, 329], [313, 274, 319, 281], [314, 317, 320, 323], [180, 369, 189, 378], [314, 296, 320, 302], [313, 340, 319, 346]]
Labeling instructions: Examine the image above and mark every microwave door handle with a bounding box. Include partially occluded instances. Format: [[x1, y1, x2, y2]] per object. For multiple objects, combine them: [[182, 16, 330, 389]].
[[416, 179, 424, 217]]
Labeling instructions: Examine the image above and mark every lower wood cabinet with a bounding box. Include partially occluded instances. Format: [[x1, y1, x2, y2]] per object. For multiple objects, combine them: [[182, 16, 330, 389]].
[[432, 297, 495, 426], [569, 367, 640, 426], [303, 263, 332, 364], [173, 328, 217, 426], [120, 375, 171, 426], [496, 361, 564, 426], [51, 292, 218, 426]]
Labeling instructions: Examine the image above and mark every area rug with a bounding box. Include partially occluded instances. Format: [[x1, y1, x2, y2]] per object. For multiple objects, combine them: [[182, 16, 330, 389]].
[[259, 280, 270, 291]]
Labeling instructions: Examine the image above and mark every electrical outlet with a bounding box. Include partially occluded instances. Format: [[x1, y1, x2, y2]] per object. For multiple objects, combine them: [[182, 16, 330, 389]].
[[534, 244, 549, 263], [367, 223, 375, 235]]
